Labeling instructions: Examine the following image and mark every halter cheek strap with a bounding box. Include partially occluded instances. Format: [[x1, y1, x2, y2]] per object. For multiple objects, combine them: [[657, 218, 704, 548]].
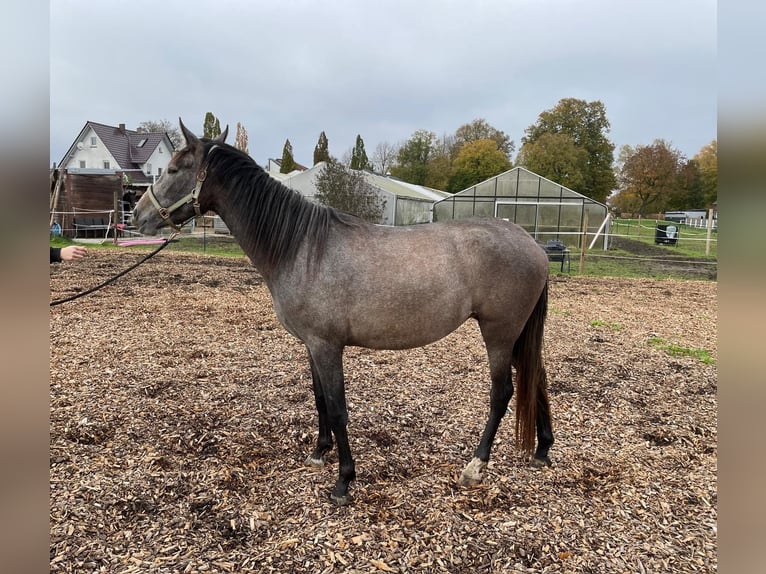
[[145, 144, 219, 232]]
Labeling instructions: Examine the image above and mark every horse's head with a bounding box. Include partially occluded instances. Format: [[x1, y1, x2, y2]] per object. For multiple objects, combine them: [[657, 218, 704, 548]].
[[133, 118, 228, 235]]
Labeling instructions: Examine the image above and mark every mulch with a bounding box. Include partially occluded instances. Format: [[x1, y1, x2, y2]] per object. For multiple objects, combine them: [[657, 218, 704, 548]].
[[50, 249, 717, 573]]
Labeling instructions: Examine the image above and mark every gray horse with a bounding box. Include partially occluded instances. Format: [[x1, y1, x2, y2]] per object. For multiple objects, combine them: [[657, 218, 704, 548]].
[[133, 119, 554, 505]]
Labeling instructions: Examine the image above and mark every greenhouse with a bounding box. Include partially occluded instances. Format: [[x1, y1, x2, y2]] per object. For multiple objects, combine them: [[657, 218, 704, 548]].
[[432, 167, 609, 249]]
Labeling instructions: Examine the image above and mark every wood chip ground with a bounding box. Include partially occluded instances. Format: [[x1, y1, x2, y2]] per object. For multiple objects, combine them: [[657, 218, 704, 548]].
[[50, 249, 717, 573]]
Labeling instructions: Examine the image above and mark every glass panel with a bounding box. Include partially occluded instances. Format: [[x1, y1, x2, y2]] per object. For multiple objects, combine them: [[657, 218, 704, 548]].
[[539, 178, 562, 198], [453, 197, 475, 219], [495, 203, 516, 222], [473, 198, 494, 217], [514, 204, 537, 234], [559, 204, 583, 233], [396, 199, 432, 225], [433, 200, 453, 221], [517, 170, 539, 198], [537, 204, 562, 235], [496, 173, 517, 197], [585, 203, 607, 232], [475, 179, 495, 197]]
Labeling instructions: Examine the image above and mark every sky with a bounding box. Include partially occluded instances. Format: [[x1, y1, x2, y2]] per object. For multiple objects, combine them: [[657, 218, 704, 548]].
[[49, 0, 718, 170]]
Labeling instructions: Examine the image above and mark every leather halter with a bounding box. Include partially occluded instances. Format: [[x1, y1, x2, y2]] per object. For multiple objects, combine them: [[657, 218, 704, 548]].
[[144, 144, 220, 232]]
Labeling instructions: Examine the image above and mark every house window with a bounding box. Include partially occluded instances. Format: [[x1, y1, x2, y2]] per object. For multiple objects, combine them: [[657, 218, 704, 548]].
[[137, 138, 147, 147], [158, 167, 163, 176], [158, 146, 163, 154], [79, 160, 86, 168], [90, 137, 97, 147], [103, 161, 110, 169], [147, 164, 152, 175]]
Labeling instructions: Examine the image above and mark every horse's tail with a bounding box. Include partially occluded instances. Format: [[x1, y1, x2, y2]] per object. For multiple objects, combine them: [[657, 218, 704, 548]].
[[512, 280, 549, 454]]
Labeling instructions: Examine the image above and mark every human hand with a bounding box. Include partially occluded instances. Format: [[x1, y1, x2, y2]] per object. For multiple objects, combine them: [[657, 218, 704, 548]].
[[60, 245, 88, 261]]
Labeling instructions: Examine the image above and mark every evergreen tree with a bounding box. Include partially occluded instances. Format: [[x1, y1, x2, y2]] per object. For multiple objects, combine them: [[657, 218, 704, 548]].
[[203, 112, 222, 139], [280, 139, 296, 173], [350, 134, 371, 170], [313, 131, 330, 165]]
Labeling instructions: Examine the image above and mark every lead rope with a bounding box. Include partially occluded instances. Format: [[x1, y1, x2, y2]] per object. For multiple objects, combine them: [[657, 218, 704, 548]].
[[50, 232, 179, 307]]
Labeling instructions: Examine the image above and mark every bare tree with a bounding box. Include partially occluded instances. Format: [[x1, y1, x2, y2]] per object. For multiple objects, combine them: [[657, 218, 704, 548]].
[[136, 119, 182, 149], [372, 141, 397, 175]]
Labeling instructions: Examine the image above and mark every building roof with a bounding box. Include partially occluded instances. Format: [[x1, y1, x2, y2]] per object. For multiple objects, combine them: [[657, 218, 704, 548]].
[[269, 157, 309, 172], [362, 172, 450, 202]]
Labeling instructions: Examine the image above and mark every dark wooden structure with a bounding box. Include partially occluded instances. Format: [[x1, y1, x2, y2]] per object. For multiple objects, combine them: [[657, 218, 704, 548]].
[[51, 171, 124, 238]]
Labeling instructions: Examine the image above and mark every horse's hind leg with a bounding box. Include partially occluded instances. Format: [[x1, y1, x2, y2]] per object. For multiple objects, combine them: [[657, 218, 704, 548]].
[[459, 342, 514, 487], [531, 367, 554, 467], [305, 350, 334, 467]]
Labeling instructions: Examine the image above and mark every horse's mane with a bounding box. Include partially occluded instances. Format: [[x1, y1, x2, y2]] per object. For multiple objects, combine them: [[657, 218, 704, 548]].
[[201, 141, 360, 272]]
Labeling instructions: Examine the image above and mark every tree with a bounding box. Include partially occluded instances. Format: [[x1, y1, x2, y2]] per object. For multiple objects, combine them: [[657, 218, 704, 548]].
[[390, 129, 437, 185], [515, 132, 587, 192], [447, 139, 512, 193], [521, 98, 616, 203], [372, 141, 397, 175], [453, 118, 514, 160], [613, 140, 685, 216], [694, 140, 717, 207], [280, 139, 296, 173], [350, 134, 371, 170], [234, 122, 249, 155], [314, 158, 386, 223], [313, 131, 330, 165], [136, 119, 182, 149], [203, 112, 222, 139]]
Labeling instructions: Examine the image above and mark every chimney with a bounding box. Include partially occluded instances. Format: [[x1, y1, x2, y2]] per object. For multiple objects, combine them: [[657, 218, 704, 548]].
[[119, 123, 126, 134]]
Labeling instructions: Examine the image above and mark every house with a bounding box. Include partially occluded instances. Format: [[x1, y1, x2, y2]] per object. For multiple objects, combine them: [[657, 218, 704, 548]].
[[57, 121, 175, 188], [51, 121, 176, 238]]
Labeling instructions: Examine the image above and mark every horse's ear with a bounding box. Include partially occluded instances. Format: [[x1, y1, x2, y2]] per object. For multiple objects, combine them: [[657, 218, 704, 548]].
[[178, 118, 199, 149], [216, 125, 229, 144]]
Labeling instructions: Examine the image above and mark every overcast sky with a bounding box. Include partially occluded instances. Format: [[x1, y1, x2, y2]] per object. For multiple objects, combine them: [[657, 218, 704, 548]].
[[50, 0, 717, 169]]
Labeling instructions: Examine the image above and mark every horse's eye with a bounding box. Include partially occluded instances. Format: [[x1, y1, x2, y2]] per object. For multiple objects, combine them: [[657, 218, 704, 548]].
[[167, 164, 178, 174]]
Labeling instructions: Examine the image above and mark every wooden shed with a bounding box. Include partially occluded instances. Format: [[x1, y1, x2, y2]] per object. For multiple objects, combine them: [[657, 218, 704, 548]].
[[50, 170, 125, 239]]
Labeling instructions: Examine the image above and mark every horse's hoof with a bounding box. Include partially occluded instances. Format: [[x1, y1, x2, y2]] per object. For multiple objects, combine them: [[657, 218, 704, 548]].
[[330, 492, 351, 506], [459, 457, 487, 487], [530, 456, 552, 468], [305, 455, 325, 468], [458, 473, 483, 487]]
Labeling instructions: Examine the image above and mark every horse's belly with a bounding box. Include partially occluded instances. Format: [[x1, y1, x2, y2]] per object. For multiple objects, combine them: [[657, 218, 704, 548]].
[[348, 311, 468, 350]]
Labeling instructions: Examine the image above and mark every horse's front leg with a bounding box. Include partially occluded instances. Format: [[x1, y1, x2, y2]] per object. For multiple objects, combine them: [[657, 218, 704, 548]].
[[307, 342, 356, 505], [305, 350, 334, 467]]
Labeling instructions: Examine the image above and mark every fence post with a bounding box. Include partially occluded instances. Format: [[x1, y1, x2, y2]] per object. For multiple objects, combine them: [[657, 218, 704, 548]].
[[706, 208, 714, 256], [579, 210, 589, 274]]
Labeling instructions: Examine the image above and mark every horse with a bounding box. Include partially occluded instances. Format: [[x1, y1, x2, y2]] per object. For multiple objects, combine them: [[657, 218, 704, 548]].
[[133, 119, 554, 505]]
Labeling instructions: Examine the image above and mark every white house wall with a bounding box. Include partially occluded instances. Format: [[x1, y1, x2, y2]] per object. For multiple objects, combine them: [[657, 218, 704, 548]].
[[143, 141, 172, 177], [63, 127, 118, 170]]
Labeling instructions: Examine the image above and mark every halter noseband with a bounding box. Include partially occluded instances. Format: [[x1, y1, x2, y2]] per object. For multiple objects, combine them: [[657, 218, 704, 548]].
[[144, 144, 220, 232]]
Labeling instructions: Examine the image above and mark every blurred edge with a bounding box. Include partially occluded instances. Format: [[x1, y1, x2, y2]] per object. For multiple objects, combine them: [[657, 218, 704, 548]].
[[718, 0, 766, 565], [0, 0, 50, 571]]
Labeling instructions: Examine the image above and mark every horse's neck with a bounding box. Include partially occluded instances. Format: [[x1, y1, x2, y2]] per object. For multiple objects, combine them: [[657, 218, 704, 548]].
[[211, 175, 309, 279]]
